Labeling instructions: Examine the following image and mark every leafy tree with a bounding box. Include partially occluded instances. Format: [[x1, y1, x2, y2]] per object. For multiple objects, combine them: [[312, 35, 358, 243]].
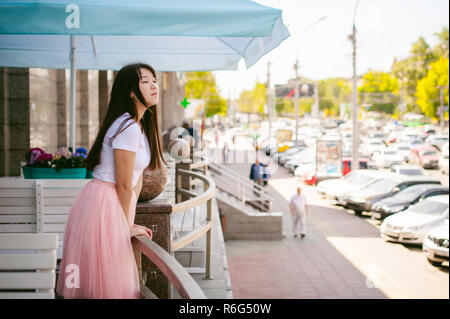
[[392, 36, 438, 112], [237, 82, 267, 115], [416, 57, 449, 119], [318, 78, 351, 116], [433, 27, 449, 59], [358, 71, 399, 114], [184, 71, 227, 117]]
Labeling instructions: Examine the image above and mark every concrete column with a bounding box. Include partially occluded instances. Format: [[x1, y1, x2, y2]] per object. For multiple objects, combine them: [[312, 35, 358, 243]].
[[98, 70, 108, 126], [0, 68, 30, 177], [56, 69, 67, 148], [77, 70, 89, 150], [160, 72, 185, 132]]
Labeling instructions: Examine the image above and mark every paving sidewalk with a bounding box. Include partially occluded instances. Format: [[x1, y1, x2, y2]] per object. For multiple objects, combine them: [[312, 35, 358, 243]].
[[223, 150, 387, 299]]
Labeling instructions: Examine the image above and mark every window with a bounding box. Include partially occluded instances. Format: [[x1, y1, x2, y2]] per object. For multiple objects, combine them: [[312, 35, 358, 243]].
[[409, 200, 449, 216]]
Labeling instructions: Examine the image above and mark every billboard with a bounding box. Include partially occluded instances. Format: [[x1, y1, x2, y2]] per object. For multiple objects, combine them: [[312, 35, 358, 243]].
[[316, 139, 342, 178], [275, 83, 315, 99]]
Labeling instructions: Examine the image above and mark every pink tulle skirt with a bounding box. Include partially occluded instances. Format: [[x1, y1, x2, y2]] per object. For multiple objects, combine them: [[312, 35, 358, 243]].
[[56, 178, 140, 299]]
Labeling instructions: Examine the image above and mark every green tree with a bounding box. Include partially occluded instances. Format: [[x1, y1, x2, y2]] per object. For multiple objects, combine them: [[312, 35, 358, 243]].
[[318, 78, 351, 116], [184, 71, 227, 117], [358, 71, 399, 114], [416, 57, 449, 119], [433, 27, 449, 59], [237, 82, 267, 115], [392, 36, 437, 112]]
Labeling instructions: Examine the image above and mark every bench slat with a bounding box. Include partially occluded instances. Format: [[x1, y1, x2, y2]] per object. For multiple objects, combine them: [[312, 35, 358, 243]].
[[0, 251, 56, 270], [0, 271, 55, 289], [0, 224, 36, 233], [0, 291, 54, 299], [0, 198, 35, 206], [0, 234, 58, 249], [0, 215, 36, 223], [0, 189, 34, 198], [43, 189, 83, 198]]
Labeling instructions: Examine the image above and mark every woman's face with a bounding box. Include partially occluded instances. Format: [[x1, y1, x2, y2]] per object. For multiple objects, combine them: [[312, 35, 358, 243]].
[[137, 67, 159, 107]]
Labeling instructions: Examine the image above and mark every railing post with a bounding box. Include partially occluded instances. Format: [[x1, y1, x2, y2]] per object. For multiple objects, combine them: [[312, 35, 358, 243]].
[[204, 195, 213, 280]]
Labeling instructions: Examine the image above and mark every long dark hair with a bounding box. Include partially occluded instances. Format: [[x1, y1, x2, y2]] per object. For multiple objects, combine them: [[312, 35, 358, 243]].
[[86, 63, 167, 172]]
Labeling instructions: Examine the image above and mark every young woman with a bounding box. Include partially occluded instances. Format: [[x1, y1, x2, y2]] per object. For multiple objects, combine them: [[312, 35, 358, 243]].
[[56, 63, 167, 299]]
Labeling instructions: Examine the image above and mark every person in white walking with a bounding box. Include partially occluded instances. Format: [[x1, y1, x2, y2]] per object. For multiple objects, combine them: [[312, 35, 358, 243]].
[[290, 186, 309, 238]]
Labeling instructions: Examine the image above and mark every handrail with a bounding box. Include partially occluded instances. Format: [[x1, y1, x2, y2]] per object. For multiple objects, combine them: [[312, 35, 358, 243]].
[[208, 162, 270, 201], [132, 236, 207, 299], [172, 164, 215, 279], [172, 169, 215, 214]]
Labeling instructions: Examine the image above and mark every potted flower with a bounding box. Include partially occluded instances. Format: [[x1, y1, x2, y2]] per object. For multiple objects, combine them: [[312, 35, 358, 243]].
[[22, 147, 90, 179]]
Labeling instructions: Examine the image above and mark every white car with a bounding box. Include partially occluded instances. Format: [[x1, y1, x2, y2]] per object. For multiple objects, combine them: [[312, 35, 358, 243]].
[[363, 138, 385, 156], [394, 143, 411, 162], [426, 135, 449, 151], [317, 169, 387, 201], [423, 219, 449, 267], [390, 164, 425, 176], [380, 195, 449, 245], [372, 148, 404, 168]]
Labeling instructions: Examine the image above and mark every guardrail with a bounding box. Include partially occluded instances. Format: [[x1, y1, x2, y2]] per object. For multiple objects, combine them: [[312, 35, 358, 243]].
[[132, 236, 206, 299], [207, 161, 272, 212]]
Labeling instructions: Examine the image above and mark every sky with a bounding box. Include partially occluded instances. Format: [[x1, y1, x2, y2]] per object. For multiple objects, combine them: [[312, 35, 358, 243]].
[[214, 0, 449, 100]]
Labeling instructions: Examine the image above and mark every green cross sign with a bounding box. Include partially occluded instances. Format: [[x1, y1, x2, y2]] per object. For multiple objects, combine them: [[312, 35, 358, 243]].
[[180, 98, 190, 109]]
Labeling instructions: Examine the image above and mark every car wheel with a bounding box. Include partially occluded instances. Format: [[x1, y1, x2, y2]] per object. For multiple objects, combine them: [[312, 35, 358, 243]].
[[353, 210, 363, 216], [427, 258, 442, 267]]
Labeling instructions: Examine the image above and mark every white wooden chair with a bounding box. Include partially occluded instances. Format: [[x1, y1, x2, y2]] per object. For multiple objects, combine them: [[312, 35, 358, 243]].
[[0, 233, 58, 299], [0, 179, 89, 259]]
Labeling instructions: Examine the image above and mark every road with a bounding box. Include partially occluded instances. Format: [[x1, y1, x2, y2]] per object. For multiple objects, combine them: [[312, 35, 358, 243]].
[[206, 131, 449, 299]]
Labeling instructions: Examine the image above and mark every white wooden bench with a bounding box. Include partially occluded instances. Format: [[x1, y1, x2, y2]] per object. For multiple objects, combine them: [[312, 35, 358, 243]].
[[0, 179, 89, 259], [0, 233, 58, 299]]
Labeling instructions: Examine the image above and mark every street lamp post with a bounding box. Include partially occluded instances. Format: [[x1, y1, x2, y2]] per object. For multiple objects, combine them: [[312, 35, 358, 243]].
[[350, 0, 360, 172], [294, 16, 327, 146]]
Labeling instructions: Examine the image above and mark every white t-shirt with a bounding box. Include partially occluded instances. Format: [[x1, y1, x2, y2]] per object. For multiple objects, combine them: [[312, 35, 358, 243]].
[[92, 112, 150, 188], [290, 194, 306, 214]]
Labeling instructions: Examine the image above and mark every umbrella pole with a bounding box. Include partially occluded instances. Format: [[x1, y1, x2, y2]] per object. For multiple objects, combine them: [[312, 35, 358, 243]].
[[69, 35, 77, 151]]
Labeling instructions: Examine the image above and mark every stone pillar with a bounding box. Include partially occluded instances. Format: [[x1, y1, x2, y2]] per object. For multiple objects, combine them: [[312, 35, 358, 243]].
[[135, 201, 173, 299], [77, 70, 89, 150], [98, 70, 108, 126], [0, 68, 30, 177], [56, 69, 67, 148], [160, 72, 185, 132]]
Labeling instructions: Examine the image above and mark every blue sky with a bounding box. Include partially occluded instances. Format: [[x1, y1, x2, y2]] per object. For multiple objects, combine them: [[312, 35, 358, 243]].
[[214, 0, 449, 99]]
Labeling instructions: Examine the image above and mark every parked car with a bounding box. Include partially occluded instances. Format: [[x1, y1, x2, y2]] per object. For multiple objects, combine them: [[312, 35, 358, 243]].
[[394, 143, 411, 162], [343, 174, 441, 215], [372, 148, 404, 168], [410, 145, 440, 169], [380, 195, 449, 245], [363, 138, 385, 156], [284, 148, 314, 172], [425, 135, 449, 151], [371, 184, 449, 220], [319, 170, 388, 202], [277, 146, 306, 165], [439, 142, 449, 175], [390, 164, 425, 176], [423, 218, 449, 267]]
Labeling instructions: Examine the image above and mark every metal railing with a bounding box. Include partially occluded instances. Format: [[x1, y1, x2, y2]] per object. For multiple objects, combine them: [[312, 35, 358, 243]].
[[172, 163, 215, 279], [207, 161, 272, 212], [132, 236, 206, 299]]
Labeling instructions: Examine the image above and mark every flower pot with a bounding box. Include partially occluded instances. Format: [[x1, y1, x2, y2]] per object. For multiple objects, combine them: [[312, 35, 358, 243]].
[[29, 167, 87, 179], [138, 165, 168, 202], [21, 166, 33, 179]]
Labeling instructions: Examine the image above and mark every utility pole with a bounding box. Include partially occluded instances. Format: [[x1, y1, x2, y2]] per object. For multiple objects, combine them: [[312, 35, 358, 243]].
[[294, 58, 299, 146], [350, 0, 360, 172], [267, 60, 272, 145], [438, 85, 448, 128]]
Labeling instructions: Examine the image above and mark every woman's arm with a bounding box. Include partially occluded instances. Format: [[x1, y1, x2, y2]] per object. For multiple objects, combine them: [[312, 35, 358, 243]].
[[114, 149, 136, 228]]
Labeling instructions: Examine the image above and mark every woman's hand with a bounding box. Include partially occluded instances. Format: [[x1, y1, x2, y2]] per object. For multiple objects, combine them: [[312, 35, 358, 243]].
[[130, 224, 153, 239], [130, 224, 152, 239]]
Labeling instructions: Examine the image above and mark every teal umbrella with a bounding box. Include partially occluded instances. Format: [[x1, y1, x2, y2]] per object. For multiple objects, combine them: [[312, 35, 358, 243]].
[[0, 0, 290, 149]]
